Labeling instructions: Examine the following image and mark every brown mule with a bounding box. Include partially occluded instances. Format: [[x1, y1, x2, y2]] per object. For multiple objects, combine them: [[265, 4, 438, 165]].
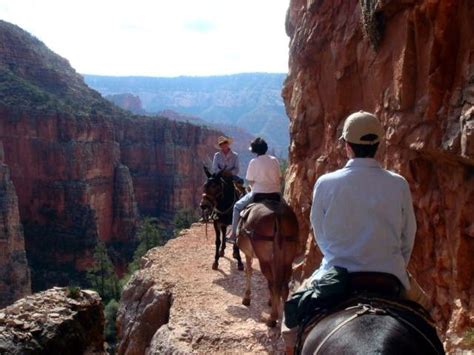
[[237, 197, 299, 327]]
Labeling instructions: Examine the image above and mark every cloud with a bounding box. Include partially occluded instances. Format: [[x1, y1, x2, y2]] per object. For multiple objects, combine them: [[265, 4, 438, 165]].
[[0, 0, 290, 76], [184, 19, 217, 33]]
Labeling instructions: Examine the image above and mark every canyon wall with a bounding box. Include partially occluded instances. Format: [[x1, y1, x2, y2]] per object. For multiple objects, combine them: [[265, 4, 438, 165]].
[[0, 142, 30, 307], [0, 20, 220, 293], [283, 0, 474, 348], [0, 107, 219, 291]]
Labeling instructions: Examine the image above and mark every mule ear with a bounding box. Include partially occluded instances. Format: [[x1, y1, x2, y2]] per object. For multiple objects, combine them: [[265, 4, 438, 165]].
[[203, 165, 211, 178]]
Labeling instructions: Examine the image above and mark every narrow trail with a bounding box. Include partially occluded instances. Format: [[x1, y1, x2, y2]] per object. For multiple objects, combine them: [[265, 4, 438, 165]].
[[140, 222, 286, 353]]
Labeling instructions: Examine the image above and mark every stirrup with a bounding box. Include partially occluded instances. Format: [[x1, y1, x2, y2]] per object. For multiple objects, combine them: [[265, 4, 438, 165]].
[[226, 232, 237, 244]]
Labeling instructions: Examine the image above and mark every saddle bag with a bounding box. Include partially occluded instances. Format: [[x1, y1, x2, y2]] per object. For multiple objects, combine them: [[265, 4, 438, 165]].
[[284, 266, 349, 328]]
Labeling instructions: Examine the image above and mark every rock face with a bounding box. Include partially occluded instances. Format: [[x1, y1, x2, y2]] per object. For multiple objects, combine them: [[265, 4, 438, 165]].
[[0, 142, 31, 308], [157, 110, 256, 174], [115, 118, 220, 219], [0, 287, 105, 354], [283, 0, 474, 350], [0, 20, 220, 292]]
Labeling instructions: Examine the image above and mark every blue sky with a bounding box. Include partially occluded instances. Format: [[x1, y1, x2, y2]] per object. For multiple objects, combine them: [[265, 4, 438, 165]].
[[0, 0, 290, 77]]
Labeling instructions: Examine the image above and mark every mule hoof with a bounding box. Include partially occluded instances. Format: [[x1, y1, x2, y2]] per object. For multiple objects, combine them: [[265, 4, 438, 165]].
[[237, 263, 244, 271], [242, 298, 251, 307], [212, 262, 218, 270], [219, 250, 225, 257], [266, 319, 277, 328]]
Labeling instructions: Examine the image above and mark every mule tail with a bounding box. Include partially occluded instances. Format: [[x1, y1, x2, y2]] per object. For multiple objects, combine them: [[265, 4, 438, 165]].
[[272, 213, 285, 305]]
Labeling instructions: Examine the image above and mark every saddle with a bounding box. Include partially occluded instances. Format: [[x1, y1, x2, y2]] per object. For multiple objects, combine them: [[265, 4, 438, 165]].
[[240, 194, 283, 220], [238, 195, 292, 241], [252, 192, 281, 203]]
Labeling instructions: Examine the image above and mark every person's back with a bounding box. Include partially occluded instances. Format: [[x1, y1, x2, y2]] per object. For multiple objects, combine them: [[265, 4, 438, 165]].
[[310, 111, 416, 290], [311, 157, 415, 289], [247, 154, 281, 194], [283, 111, 426, 354], [226, 137, 281, 242]]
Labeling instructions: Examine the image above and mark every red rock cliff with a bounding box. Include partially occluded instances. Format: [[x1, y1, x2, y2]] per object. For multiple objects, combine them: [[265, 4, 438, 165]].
[[0, 20, 220, 292], [0, 142, 30, 307], [283, 0, 473, 349]]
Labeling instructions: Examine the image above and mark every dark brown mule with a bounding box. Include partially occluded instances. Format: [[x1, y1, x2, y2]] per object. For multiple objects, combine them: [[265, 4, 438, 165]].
[[299, 299, 445, 354], [237, 196, 299, 327], [200, 167, 244, 271]]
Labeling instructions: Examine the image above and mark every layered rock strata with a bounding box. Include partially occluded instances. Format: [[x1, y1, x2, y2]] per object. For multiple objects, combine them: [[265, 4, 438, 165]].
[[0, 20, 220, 291], [0, 142, 30, 308], [283, 0, 474, 350], [0, 287, 105, 354]]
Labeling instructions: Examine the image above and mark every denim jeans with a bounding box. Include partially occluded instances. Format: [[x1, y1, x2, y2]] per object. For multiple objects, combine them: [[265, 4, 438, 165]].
[[231, 192, 254, 235]]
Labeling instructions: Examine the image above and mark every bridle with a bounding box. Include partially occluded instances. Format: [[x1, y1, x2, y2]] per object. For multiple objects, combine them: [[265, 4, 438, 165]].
[[201, 177, 238, 216]]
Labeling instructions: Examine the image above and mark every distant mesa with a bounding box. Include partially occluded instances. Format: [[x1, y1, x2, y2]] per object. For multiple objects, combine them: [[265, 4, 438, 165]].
[[105, 93, 146, 115], [84, 73, 290, 157]]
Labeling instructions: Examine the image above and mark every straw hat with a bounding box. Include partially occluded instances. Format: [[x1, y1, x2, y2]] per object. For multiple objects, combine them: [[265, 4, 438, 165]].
[[215, 136, 232, 149], [340, 111, 384, 145]]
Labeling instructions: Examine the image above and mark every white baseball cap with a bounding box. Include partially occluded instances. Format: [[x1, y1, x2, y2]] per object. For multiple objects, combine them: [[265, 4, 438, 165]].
[[341, 111, 384, 145]]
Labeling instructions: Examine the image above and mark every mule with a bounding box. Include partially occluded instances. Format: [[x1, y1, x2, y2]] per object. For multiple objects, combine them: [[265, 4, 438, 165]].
[[200, 167, 244, 271], [298, 298, 445, 354], [237, 196, 299, 327]]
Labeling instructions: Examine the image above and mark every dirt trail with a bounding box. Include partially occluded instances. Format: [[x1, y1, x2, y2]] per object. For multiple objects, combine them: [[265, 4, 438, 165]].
[[140, 222, 286, 353]]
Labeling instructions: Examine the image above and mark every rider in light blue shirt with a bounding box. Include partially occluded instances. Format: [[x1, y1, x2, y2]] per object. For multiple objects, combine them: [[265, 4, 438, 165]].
[[310, 111, 416, 290], [211, 136, 240, 179]]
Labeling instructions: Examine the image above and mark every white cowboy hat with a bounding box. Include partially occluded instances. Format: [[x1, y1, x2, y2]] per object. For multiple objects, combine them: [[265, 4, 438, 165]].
[[215, 136, 233, 149]]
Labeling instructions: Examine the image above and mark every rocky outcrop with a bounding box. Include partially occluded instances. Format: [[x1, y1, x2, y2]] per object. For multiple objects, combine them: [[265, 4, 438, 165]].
[[0, 142, 30, 308], [116, 273, 172, 355], [283, 0, 474, 350], [106, 94, 145, 115], [0, 20, 220, 292], [0, 287, 105, 354]]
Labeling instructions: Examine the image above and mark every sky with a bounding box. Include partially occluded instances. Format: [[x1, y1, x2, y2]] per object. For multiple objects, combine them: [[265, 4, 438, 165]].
[[0, 0, 291, 77]]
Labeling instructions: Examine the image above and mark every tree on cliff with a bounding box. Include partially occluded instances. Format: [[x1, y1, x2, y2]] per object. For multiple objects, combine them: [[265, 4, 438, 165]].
[[173, 208, 199, 235], [86, 242, 120, 302], [127, 217, 165, 273]]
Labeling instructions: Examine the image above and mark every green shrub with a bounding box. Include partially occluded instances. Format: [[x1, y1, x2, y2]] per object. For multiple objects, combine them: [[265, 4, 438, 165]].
[[86, 242, 120, 303], [172, 208, 199, 235], [66, 286, 81, 299], [104, 299, 119, 344], [126, 217, 165, 274], [463, 328, 474, 348]]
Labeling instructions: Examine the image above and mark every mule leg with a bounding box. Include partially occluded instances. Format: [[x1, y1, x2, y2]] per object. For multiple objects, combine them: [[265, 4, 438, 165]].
[[242, 255, 253, 306], [260, 261, 278, 327], [232, 244, 244, 271], [212, 223, 220, 270], [219, 225, 226, 257]]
